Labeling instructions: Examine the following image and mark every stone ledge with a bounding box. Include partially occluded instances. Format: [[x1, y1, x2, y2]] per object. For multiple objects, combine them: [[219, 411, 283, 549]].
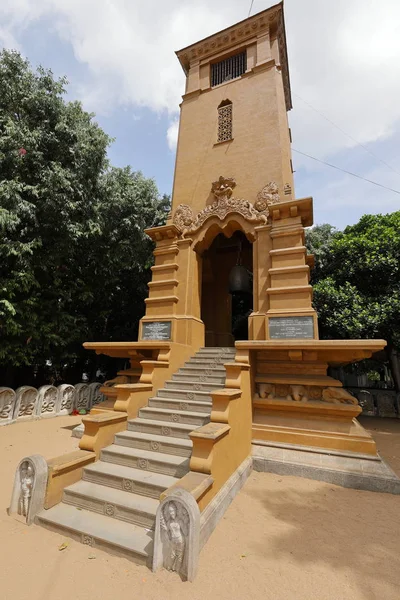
[[160, 471, 213, 502], [190, 422, 230, 441], [252, 444, 400, 495], [199, 456, 253, 548]]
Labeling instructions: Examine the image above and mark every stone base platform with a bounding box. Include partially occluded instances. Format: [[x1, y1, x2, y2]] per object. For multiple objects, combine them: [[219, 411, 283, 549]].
[[252, 440, 400, 494]]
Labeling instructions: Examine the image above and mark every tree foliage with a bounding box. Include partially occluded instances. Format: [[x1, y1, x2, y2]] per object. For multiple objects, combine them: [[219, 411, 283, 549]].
[[306, 213, 400, 389], [0, 50, 169, 385]]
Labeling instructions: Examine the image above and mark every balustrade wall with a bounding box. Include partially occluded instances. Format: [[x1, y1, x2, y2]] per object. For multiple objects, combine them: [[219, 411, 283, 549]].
[[0, 383, 106, 426]]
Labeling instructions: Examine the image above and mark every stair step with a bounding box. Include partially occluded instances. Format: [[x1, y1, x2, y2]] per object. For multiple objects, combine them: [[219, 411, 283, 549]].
[[63, 480, 158, 529], [138, 406, 210, 426], [164, 379, 225, 392], [101, 444, 190, 477], [197, 347, 235, 354], [148, 396, 212, 413], [181, 365, 226, 374], [37, 504, 153, 565], [82, 461, 178, 499], [172, 373, 225, 384], [157, 387, 213, 401], [128, 417, 196, 439], [115, 430, 193, 457]]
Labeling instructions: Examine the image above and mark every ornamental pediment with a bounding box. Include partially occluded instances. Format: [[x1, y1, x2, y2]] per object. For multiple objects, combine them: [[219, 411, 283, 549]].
[[172, 178, 281, 237]]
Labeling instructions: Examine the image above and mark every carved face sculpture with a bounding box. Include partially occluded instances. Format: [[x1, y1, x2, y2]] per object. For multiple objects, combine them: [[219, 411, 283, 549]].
[[168, 502, 177, 520], [211, 176, 236, 199]]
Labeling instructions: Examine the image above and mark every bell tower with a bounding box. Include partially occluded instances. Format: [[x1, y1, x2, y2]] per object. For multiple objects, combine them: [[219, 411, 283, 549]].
[[172, 2, 294, 215]]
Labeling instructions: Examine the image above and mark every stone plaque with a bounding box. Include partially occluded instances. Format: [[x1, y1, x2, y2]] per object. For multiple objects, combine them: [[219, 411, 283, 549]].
[[269, 316, 314, 339], [142, 321, 172, 340]]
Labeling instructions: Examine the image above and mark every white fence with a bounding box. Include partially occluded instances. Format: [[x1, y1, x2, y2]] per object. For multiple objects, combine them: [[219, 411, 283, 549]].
[[0, 383, 106, 426]]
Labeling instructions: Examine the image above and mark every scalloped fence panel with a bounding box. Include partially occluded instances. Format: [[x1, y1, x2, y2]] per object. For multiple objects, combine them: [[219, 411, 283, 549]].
[[0, 388, 16, 425], [37, 385, 58, 418], [56, 384, 75, 416], [0, 382, 106, 425], [13, 387, 39, 422]]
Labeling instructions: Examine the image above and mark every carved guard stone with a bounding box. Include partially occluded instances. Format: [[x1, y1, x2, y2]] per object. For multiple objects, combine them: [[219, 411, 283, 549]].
[[9, 455, 48, 525], [152, 488, 200, 582]]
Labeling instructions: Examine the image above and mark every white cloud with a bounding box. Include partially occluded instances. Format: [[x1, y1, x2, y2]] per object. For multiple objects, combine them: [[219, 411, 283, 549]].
[[167, 118, 179, 152], [1, 0, 400, 215]]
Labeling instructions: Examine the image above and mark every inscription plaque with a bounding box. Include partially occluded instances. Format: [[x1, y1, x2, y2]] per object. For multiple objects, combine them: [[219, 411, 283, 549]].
[[269, 316, 314, 339], [142, 321, 172, 340]]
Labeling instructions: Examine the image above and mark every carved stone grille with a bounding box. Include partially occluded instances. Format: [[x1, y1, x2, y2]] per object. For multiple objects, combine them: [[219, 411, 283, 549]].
[[217, 103, 233, 143]]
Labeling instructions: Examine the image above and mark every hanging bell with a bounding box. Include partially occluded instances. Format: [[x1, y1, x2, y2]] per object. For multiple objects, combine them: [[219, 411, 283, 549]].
[[228, 264, 252, 294]]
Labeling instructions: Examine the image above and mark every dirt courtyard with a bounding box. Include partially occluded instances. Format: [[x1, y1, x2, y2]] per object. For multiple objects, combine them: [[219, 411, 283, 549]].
[[1, 415, 399, 600]]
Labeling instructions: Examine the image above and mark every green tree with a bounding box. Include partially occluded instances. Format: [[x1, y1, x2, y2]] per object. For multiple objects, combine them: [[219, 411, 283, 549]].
[[0, 50, 169, 386], [307, 213, 400, 390]]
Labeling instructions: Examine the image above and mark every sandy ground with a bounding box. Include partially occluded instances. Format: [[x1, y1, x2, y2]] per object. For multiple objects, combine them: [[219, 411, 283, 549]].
[[1, 415, 400, 600]]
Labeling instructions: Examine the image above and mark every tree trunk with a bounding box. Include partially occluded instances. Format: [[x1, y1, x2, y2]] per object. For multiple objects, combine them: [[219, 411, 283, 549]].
[[387, 345, 400, 393]]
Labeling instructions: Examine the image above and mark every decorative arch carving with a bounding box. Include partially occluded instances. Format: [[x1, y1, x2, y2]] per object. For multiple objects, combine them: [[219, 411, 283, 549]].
[[172, 176, 270, 243], [192, 215, 256, 254]]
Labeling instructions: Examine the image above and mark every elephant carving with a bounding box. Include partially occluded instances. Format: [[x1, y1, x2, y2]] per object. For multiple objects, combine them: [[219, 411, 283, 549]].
[[291, 385, 308, 402], [322, 387, 358, 405]]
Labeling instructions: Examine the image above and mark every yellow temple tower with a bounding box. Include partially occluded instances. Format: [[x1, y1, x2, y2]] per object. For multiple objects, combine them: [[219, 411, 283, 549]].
[[13, 2, 398, 581]]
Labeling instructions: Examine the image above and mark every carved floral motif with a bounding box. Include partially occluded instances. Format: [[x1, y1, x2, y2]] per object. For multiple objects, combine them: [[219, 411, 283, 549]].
[[173, 177, 270, 237]]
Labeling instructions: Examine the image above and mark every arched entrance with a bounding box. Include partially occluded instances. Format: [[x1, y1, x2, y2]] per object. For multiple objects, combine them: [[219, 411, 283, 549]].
[[200, 230, 253, 347]]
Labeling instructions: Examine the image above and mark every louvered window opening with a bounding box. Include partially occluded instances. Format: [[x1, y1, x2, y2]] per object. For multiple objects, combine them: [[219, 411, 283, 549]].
[[211, 50, 247, 87]]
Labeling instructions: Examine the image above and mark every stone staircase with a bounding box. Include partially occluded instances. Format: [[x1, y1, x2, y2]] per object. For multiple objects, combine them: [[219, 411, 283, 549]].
[[37, 347, 235, 565]]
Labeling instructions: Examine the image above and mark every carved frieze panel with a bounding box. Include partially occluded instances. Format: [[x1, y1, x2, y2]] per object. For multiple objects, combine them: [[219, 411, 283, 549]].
[[256, 383, 358, 406]]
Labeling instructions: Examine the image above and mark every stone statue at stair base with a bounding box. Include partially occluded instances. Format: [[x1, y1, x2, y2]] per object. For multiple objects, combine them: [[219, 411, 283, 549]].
[[9, 455, 48, 525], [153, 488, 200, 582]]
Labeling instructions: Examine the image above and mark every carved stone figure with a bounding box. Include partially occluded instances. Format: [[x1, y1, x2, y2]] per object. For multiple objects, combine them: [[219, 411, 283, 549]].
[[153, 489, 201, 582], [322, 387, 358, 405], [291, 385, 308, 402], [173, 204, 194, 236], [256, 182, 280, 210], [19, 461, 34, 517], [160, 501, 188, 573], [211, 176, 236, 199], [9, 455, 48, 525]]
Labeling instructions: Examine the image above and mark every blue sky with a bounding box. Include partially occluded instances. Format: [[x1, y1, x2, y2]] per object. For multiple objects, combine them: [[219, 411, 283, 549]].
[[1, 0, 400, 229]]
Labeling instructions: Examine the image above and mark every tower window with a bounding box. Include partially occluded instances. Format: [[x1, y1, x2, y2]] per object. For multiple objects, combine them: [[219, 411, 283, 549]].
[[217, 100, 233, 143], [211, 50, 247, 87]]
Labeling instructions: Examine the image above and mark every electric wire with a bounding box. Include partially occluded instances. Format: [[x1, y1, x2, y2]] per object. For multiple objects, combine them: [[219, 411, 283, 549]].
[[292, 149, 400, 196], [293, 93, 400, 177], [248, 0, 255, 17]]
